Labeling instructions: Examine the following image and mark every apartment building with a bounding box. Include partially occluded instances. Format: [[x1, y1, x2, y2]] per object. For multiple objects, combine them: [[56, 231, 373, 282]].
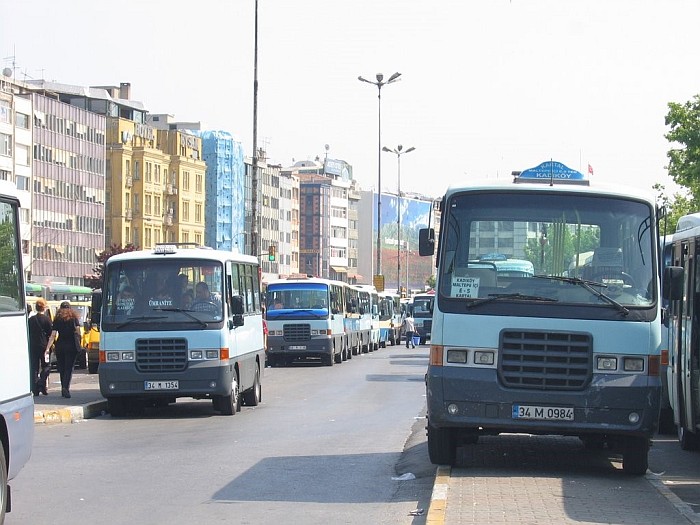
[[20, 80, 107, 286]]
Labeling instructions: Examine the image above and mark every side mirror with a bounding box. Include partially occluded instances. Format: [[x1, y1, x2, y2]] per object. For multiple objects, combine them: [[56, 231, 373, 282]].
[[419, 228, 435, 256], [90, 290, 102, 325], [663, 266, 684, 301]]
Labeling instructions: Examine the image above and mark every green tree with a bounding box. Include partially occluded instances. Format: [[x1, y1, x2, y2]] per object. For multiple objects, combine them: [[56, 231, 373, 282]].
[[654, 182, 694, 235], [84, 243, 137, 289], [425, 274, 436, 290], [665, 94, 700, 203]]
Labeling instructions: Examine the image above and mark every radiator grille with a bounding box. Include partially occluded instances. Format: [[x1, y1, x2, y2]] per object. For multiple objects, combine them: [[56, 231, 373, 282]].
[[498, 330, 592, 390], [135, 338, 188, 373], [283, 324, 311, 342]]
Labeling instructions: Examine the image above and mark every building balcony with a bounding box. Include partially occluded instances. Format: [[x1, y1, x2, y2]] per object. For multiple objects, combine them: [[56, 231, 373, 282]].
[[166, 184, 178, 195], [125, 176, 133, 188], [164, 213, 173, 226], [125, 209, 132, 220]]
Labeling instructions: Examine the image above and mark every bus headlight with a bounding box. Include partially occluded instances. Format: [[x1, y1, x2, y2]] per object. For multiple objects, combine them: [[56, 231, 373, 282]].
[[121, 352, 134, 361], [206, 350, 219, 359], [106, 352, 120, 362], [597, 357, 617, 371], [190, 350, 203, 360], [473, 351, 495, 365], [624, 357, 644, 372], [447, 350, 468, 364]]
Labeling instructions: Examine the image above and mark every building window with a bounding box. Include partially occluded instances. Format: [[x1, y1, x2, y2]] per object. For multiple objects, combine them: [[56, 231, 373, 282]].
[[195, 173, 203, 193], [195, 203, 202, 223], [16, 113, 29, 129], [0, 133, 11, 156], [183, 201, 190, 222], [183, 171, 190, 191], [0, 100, 10, 124]]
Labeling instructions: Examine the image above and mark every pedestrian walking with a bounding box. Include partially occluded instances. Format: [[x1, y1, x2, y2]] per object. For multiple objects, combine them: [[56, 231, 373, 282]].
[[45, 301, 82, 398], [403, 315, 416, 348], [28, 298, 52, 396]]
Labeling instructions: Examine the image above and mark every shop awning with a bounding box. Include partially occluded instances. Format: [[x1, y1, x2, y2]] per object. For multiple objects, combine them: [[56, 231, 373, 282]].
[[347, 273, 363, 281], [331, 266, 347, 273]]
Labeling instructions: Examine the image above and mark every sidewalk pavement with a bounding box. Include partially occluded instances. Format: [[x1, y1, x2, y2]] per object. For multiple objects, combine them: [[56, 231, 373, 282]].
[[32, 368, 107, 424]]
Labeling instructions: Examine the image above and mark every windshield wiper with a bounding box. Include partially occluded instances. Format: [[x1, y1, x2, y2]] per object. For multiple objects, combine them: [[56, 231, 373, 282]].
[[116, 315, 167, 329], [467, 293, 559, 309], [533, 275, 630, 315], [156, 308, 208, 328]]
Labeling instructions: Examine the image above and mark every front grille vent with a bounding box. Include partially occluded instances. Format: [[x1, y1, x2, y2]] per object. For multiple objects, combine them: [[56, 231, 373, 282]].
[[136, 338, 188, 372], [498, 330, 592, 390], [283, 324, 311, 342]]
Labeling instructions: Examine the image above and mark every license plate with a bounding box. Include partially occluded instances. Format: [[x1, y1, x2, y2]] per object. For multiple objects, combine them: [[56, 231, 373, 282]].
[[144, 380, 179, 390], [512, 404, 573, 421], [289, 345, 306, 350]]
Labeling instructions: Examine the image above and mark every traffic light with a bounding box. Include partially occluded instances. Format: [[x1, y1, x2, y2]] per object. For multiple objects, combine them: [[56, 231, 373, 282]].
[[268, 245, 276, 261]]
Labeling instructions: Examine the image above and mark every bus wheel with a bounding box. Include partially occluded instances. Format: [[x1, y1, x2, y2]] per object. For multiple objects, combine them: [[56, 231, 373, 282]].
[[622, 437, 649, 475], [679, 425, 700, 451], [1, 442, 7, 523], [427, 423, 457, 466], [242, 364, 262, 407], [334, 347, 342, 364], [324, 351, 334, 366], [88, 362, 99, 374], [107, 398, 127, 417], [218, 370, 240, 415]]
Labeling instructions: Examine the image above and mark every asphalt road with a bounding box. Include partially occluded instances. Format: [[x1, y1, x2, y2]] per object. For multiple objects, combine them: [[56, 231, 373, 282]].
[[7, 346, 434, 525]]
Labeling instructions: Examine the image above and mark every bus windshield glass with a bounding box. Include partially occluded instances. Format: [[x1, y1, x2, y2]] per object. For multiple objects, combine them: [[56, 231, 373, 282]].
[[101, 259, 224, 329], [266, 283, 330, 317], [439, 191, 655, 308]]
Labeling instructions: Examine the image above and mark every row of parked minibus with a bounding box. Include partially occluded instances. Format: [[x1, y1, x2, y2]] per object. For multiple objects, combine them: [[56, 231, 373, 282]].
[[660, 212, 700, 450], [264, 275, 416, 367]]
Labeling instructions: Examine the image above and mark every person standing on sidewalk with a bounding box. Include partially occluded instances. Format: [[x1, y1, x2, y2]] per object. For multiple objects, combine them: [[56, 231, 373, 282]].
[[45, 301, 81, 398], [402, 315, 416, 348], [28, 298, 52, 396]]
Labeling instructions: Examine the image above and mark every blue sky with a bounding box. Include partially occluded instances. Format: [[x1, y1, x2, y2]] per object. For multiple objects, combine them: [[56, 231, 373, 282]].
[[3, 0, 700, 199]]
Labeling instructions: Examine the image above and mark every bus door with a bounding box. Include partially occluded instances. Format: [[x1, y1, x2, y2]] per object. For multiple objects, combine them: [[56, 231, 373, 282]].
[[680, 240, 697, 432]]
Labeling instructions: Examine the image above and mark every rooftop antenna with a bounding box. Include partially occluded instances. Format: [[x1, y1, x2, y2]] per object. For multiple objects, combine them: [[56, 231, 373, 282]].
[[2, 46, 17, 78]]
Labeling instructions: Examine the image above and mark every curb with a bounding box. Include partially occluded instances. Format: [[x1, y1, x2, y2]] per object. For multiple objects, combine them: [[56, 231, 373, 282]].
[[34, 400, 108, 425], [647, 475, 700, 525], [426, 465, 450, 525]]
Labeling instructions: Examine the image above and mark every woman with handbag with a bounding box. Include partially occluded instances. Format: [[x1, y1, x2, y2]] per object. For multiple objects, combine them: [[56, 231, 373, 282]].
[[28, 298, 53, 395], [45, 301, 82, 398]]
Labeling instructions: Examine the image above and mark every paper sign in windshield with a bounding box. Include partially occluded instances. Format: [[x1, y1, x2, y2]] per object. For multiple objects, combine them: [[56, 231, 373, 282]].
[[451, 276, 479, 298]]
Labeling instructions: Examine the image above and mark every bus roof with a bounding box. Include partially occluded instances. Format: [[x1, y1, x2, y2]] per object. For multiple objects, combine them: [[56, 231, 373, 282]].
[[106, 247, 259, 265]]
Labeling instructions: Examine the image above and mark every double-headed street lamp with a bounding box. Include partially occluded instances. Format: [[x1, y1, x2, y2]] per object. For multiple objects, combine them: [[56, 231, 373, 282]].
[[358, 72, 401, 279], [382, 145, 415, 294]]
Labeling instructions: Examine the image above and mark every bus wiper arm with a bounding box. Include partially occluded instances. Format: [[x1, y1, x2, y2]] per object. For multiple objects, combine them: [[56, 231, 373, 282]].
[[467, 293, 558, 309], [157, 308, 208, 328], [533, 275, 629, 315], [116, 315, 167, 329]]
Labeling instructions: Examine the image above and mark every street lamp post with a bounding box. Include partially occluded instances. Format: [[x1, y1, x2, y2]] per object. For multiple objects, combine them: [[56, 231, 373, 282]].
[[382, 144, 415, 294], [358, 72, 401, 280]]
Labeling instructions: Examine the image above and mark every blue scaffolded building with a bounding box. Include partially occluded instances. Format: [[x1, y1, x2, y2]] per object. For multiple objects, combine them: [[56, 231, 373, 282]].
[[194, 131, 246, 252]]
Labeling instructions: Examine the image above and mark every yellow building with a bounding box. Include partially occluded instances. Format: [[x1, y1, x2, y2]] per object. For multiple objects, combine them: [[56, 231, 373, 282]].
[[106, 118, 206, 248]]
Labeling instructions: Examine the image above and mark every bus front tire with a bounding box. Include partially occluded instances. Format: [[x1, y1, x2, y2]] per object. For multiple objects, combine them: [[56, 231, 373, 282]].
[[622, 437, 649, 475], [1, 442, 7, 523], [217, 370, 240, 415], [427, 423, 457, 466], [679, 425, 700, 451], [242, 365, 261, 407]]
